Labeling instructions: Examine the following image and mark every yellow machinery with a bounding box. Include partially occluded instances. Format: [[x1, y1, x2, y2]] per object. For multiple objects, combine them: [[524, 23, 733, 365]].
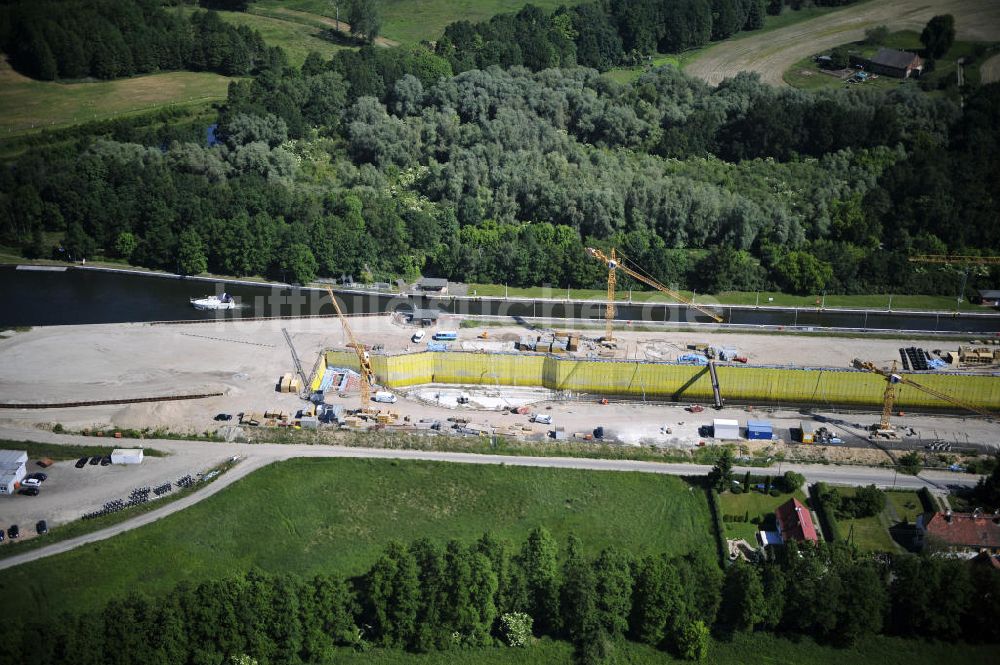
[[853, 359, 997, 435], [586, 247, 722, 342], [325, 286, 375, 415]]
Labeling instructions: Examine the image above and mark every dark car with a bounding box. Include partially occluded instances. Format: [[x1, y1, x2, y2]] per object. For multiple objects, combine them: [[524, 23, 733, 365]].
[[75, 456, 89, 468], [25, 472, 47, 482], [36, 520, 47, 535], [7, 525, 19, 539], [19, 487, 39, 496], [0, 529, 5, 543], [89, 455, 101, 465], [100, 455, 111, 466], [213, 413, 233, 422]]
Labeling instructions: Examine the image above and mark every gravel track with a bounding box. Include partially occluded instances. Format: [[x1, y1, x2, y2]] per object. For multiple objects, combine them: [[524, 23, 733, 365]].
[[686, 0, 1000, 87]]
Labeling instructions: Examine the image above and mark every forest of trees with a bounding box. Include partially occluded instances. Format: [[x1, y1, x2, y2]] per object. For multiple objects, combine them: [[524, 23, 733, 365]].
[[1, 0, 999, 297], [4, 528, 999, 665], [3, 51, 998, 295], [436, 0, 861, 73], [0, 0, 281, 80]]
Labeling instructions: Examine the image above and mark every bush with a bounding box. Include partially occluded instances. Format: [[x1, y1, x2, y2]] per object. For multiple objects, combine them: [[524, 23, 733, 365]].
[[499, 612, 533, 647], [769, 488, 781, 497], [864, 25, 890, 46], [52, 423, 64, 433], [782, 471, 805, 493], [732, 486, 743, 494]]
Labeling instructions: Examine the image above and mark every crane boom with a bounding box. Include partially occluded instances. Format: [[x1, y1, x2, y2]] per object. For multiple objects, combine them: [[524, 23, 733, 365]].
[[326, 286, 374, 412], [586, 247, 723, 343]]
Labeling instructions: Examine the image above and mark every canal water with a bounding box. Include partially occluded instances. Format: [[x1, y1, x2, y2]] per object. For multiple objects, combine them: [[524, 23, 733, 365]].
[[2, 265, 999, 335]]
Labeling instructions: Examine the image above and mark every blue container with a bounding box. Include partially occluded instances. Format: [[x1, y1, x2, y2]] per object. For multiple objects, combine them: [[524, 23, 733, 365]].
[[746, 420, 773, 440]]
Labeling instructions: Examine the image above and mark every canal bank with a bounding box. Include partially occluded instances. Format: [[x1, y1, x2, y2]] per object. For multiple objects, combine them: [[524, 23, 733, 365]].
[[2, 264, 1000, 335]]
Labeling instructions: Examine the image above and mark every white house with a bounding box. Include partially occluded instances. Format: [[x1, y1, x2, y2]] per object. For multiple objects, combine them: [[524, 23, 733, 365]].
[[0, 449, 28, 495]]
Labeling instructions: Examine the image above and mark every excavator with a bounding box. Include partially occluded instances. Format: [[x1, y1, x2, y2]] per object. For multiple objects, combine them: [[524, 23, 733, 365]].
[[853, 359, 997, 438], [585, 247, 722, 344]]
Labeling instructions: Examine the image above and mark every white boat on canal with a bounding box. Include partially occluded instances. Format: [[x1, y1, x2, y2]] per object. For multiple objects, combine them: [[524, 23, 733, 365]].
[[190, 293, 237, 310]]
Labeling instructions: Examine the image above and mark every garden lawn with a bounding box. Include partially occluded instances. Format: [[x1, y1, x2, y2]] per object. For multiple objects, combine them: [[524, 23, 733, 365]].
[[325, 632, 1000, 664], [719, 488, 808, 543], [0, 457, 714, 622], [884, 489, 925, 524], [836, 486, 899, 552]]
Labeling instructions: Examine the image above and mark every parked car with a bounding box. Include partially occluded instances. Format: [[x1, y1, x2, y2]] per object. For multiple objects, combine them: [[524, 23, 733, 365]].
[[373, 391, 397, 404], [100, 455, 111, 466], [0, 529, 5, 543], [75, 457, 89, 468], [88, 456, 101, 465], [7, 525, 19, 539], [21, 478, 41, 488], [531, 414, 552, 424], [213, 413, 233, 422], [19, 487, 39, 496], [36, 520, 47, 535], [25, 472, 47, 482], [411, 330, 426, 343]]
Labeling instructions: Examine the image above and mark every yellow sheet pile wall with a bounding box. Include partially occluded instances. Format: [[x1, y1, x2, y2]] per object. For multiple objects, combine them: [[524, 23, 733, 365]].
[[323, 351, 1000, 411]]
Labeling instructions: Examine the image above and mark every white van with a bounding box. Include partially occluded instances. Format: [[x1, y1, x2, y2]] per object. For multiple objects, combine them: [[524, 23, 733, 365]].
[[411, 330, 426, 343], [373, 391, 397, 404], [531, 414, 552, 424]]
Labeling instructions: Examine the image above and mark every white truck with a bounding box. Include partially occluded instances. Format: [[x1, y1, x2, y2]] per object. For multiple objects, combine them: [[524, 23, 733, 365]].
[[530, 414, 552, 424], [373, 391, 397, 404]]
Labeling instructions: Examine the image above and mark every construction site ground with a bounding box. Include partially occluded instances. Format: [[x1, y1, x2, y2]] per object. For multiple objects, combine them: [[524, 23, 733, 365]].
[[0, 316, 997, 467]]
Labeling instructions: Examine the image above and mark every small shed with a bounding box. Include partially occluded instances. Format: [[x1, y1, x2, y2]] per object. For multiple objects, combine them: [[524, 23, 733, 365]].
[[867, 48, 924, 78], [713, 419, 740, 440], [408, 308, 440, 326], [110, 449, 144, 465], [799, 421, 815, 444], [746, 420, 773, 440], [977, 289, 1000, 307], [417, 277, 449, 294]]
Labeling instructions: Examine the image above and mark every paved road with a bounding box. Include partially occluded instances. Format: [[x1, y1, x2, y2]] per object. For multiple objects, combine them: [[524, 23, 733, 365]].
[[0, 426, 981, 570]]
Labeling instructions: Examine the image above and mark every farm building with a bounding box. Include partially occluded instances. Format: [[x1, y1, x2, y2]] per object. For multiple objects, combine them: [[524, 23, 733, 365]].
[[775, 497, 820, 544], [416, 277, 449, 294], [917, 510, 1000, 554], [713, 418, 740, 439], [110, 449, 144, 465], [746, 420, 773, 440], [867, 48, 924, 78], [0, 449, 28, 495]]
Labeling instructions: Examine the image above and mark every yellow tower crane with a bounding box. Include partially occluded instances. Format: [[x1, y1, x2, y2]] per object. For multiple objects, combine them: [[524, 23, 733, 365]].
[[853, 359, 997, 436], [325, 286, 375, 415], [586, 247, 723, 343]]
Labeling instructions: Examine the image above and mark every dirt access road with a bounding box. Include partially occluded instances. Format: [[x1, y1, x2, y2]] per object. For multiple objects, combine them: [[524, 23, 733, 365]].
[[686, 0, 1000, 87], [0, 424, 982, 571]]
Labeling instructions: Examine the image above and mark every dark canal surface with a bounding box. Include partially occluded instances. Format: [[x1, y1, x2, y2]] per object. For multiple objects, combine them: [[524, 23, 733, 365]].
[[2, 265, 999, 335]]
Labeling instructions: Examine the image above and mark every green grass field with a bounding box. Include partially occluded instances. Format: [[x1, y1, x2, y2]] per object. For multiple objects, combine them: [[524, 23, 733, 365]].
[[0, 458, 714, 621], [0, 58, 231, 137], [604, 5, 844, 83], [468, 282, 979, 312], [252, 0, 587, 44], [181, 6, 349, 67], [326, 632, 1000, 665]]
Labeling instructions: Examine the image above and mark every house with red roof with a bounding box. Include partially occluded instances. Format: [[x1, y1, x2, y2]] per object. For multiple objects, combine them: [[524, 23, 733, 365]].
[[774, 497, 819, 544], [917, 511, 1000, 554]]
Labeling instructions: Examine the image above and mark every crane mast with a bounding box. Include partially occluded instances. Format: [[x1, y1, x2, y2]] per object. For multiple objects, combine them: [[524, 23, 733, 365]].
[[326, 286, 374, 413], [586, 247, 722, 342]]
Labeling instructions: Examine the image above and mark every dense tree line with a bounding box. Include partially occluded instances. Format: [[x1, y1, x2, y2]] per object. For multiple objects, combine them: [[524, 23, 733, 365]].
[[436, 0, 861, 74], [4, 529, 999, 665], [0, 0, 281, 80]]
